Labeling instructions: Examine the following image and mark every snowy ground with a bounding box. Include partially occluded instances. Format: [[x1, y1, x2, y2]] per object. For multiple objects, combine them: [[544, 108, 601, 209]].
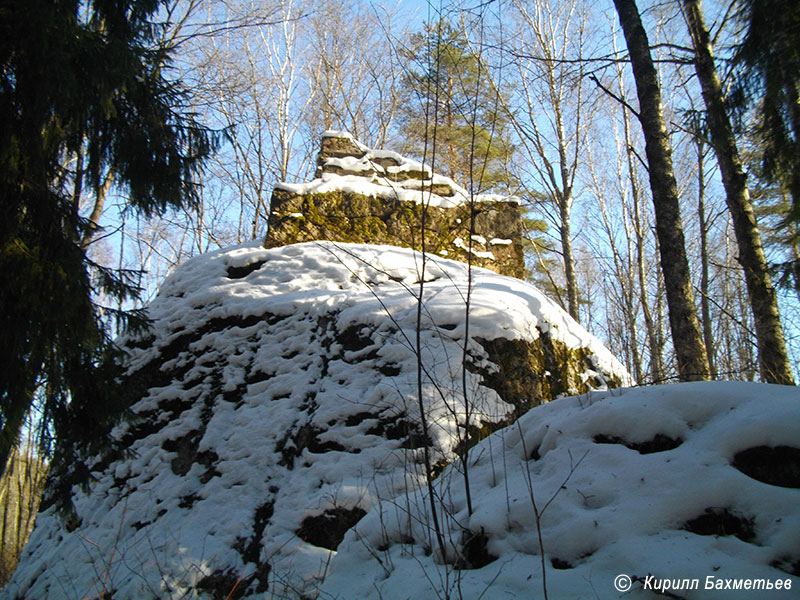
[[5, 242, 798, 600], [321, 381, 800, 600]]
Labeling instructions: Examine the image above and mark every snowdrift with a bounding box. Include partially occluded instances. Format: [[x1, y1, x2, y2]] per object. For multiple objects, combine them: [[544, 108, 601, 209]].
[[322, 381, 800, 599]]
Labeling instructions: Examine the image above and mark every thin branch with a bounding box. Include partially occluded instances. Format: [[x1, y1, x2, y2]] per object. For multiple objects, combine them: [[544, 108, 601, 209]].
[[589, 74, 640, 119], [627, 145, 649, 174]]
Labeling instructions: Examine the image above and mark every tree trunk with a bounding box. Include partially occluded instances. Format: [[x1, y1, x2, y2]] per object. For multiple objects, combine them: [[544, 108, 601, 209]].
[[613, 0, 711, 382], [0, 396, 29, 483], [503, 0, 586, 324], [559, 200, 580, 321], [620, 80, 662, 383], [79, 172, 113, 251], [683, 0, 795, 385], [792, 239, 800, 301], [697, 149, 717, 377]]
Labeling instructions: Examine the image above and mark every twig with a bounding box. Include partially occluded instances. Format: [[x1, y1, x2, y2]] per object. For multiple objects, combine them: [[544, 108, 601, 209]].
[[589, 75, 640, 120]]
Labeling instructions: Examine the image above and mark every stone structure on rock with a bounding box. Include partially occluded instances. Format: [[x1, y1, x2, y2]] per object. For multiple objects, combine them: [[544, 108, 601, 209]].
[[265, 131, 526, 279]]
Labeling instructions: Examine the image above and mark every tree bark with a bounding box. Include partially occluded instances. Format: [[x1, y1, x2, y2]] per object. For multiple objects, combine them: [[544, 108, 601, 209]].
[[504, 0, 585, 323], [79, 171, 113, 251], [559, 200, 579, 321], [620, 76, 663, 382], [683, 0, 795, 385], [613, 0, 711, 381], [697, 146, 718, 377]]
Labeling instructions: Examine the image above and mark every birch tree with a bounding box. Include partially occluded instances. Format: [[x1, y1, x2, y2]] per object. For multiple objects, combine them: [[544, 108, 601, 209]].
[[501, 0, 595, 321], [193, 0, 316, 241], [303, 0, 406, 149]]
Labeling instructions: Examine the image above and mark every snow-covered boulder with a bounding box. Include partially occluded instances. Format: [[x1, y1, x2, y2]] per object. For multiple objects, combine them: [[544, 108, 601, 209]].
[[5, 241, 628, 599], [321, 381, 800, 600]]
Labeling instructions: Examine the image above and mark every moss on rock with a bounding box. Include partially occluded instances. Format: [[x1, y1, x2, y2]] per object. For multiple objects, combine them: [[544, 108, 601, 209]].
[[266, 133, 525, 278], [474, 333, 621, 416], [266, 189, 525, 278]]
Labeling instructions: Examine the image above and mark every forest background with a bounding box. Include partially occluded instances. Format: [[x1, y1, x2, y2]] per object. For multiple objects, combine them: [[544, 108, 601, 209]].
[[1, 0, 799, 583], [89, 0, 799, 383]]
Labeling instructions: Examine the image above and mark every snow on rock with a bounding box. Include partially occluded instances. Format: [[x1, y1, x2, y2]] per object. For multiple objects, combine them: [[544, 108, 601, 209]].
[[5, 241, 628, 600], [265, 133, 527, 279], [277, 132, 520, 209], [321, 381, 800, 600]]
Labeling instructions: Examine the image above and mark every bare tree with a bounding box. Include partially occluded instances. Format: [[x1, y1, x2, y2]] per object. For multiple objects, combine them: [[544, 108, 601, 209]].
[[681, 0, 794, 385], [501, 0, 596, 322], [192, 0, 317, 241], [612, 0, 711, 382], [587, 142, 644, 381], [592, 31, 667, 383], [0, 420, 48, 584], [303, 0, 406, 149]]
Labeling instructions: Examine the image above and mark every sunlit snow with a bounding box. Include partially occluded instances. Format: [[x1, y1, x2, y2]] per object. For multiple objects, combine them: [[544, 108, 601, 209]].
[[5, 241, 797, 600]]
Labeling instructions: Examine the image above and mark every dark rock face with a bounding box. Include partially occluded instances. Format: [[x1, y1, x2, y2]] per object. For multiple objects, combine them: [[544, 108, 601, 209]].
[[296, 507, 368, 551], [471, 336, 621, 413], [732, 446, 800, 489], [315, 133, 367, 166], [265, 132, 526, 279]]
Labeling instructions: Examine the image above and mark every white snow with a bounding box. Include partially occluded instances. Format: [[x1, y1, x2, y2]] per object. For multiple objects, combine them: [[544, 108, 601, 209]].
[[489, 237, 513, 245], [322, 381, 800, 600], [275, 134, 521, 209], [6, 133, 798, 600], [453, 237, 495, 260], [6, 241, 629, 600], [16, 242, 799, 600]]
